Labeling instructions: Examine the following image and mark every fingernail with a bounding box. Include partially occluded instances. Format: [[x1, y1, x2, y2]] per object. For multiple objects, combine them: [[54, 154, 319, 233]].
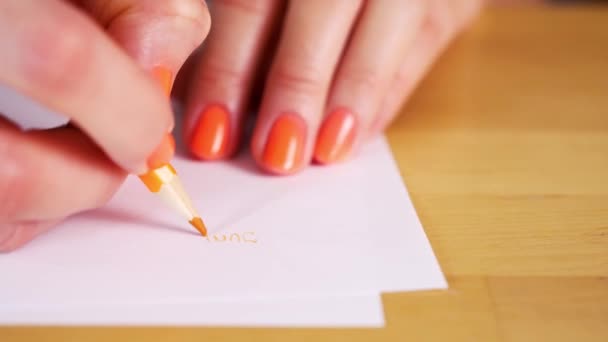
[[148, 66, 174, 169], [147, 133, 175, 170], [151, 66, 173, 96], [262, 113, 307, 174], [149, 67, 175, 139], [314, 108, 358, 164], [189, 104, 230, 160]]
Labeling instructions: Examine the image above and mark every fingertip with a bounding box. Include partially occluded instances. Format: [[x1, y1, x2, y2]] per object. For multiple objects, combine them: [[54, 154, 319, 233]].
[[254, 113, 307, 175], [313, 108, 358, 165], [188, 104, 232, 161], [146, 133, 176, 171], [0, 220, 58, 253]]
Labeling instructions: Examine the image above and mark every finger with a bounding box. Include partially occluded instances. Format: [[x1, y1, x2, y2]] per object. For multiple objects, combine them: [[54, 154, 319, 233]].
[[81, 0, 211, 96], [0, 118, 126, 223], [0, 0, 175, 173], [81, 0, 211, 169], [0, 220, 58, 253], [251, 0, 363, 175], [184, 0, 283, 160], [373, 0, 482, 133], [171, 45, 202, 103], [315, 0, 426, 165]]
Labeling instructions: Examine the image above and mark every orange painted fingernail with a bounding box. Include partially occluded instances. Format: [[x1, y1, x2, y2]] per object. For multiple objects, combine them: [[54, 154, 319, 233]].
[[189, 104, 230, 160], [149, 66, 174, 132], [314, 108, 358, 164], [147, 133, 175, 170], [151, 66, 173, 96], [262, 113, 307, 174]]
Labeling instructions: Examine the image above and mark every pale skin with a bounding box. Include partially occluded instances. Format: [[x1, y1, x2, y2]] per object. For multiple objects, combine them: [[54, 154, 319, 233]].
[[0, 0, 537, 251]]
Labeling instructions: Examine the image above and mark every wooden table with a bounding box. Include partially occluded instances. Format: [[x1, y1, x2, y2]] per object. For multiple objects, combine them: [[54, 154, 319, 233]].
[[3, 6, 607, 342]]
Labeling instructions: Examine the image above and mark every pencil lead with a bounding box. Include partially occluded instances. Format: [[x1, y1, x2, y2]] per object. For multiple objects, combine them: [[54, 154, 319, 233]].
[[189, 217, 208, 237]]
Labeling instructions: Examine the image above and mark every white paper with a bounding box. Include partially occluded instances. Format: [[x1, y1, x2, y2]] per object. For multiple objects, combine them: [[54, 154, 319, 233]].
[[0, 87, 444, 327], [0, 137, 446, 308], [0, 295, 384, 327]]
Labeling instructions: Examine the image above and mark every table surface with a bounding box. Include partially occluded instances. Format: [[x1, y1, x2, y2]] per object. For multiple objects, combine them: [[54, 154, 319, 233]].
[[3, 6, 608, 342]]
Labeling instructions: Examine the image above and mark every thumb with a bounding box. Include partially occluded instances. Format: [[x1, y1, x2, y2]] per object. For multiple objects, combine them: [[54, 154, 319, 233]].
[[82, 0, 211, 94]]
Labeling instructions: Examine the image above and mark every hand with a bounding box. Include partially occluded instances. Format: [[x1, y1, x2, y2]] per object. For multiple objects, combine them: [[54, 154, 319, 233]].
[[0, 0, 210, 252], [180, 0, 482, 175]]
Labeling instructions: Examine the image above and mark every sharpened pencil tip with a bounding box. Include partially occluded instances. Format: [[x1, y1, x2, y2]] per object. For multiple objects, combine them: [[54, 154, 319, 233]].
[[189, 217, 207, 236]]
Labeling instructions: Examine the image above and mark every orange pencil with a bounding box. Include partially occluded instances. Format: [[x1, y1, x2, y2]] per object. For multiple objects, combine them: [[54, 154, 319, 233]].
[[139, 162, 207, 236], [136, 67, 207, 237]]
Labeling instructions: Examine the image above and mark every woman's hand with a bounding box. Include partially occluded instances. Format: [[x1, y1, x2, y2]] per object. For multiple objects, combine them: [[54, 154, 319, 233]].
[[0, 0, 210, 252], [181, 0, 482, 175], [1, 0, 485, 251]]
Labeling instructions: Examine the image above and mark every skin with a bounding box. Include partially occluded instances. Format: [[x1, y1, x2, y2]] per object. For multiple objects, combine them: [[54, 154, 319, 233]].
[[0, 0, 210, 251], [181, 0, 483, 174], [0, 0, 537, 251]]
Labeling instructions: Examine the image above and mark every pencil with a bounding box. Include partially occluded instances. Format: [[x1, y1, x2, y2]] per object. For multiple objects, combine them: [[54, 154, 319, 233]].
[[139, 163, 207, 236], [135, 66, 207, 236]]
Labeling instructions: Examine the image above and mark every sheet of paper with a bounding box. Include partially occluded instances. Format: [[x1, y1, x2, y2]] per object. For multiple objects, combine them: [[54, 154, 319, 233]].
[[0, 87, 443, 327], [0, 136, 446, 309], [0, 295, 384, 327]]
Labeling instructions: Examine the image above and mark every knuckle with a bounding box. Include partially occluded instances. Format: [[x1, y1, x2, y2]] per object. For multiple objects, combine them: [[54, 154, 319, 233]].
[[441, 0, 480, 31], [425, 4, 457, 45], [197, 57, 249, 89], [165, 0, 207, 16], [270, 64, 326, 97], [423, 19, 448, 47], [392, 62, 418, 92], [215, 0, 278, 16], [22, 18, 93, 96], [164, 0, 211, 40], [338, 67, 384, 95]]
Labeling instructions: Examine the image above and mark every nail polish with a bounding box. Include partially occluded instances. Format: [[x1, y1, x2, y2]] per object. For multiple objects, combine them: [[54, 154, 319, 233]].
[[147, 133, 175, 170], [189, 104, 230, 160], [262, 113, 307, 174], [151, 66, 173, 96], [314, 108, 358, 164]]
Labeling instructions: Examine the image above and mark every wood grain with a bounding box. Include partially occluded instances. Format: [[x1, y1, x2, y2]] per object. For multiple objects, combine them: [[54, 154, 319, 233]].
[[3, 6, 607, 342]]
